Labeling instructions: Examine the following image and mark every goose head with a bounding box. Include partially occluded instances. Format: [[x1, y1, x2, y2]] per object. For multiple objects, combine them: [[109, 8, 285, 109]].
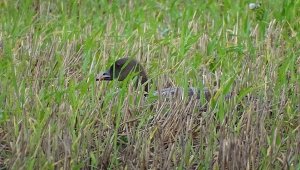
[[96, 57, 149, 93]]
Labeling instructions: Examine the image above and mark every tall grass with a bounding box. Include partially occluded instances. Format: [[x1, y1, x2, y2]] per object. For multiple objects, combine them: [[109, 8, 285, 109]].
[[0, 0, 299, 169]]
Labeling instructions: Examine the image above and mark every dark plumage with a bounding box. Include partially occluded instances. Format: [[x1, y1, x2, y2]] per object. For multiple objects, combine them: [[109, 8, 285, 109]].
[[96, 57, 150, 94], [96, 57, 211, 101]]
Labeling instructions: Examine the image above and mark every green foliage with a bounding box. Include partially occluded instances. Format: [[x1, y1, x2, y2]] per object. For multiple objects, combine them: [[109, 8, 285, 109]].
[[0, 0, 299, 169]]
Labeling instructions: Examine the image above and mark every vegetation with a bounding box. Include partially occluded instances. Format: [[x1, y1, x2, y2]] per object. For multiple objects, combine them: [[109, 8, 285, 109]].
[[0, 0, 299, 169]]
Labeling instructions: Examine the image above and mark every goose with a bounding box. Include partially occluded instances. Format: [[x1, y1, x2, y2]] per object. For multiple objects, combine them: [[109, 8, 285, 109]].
[[96, 57, 212, 104]]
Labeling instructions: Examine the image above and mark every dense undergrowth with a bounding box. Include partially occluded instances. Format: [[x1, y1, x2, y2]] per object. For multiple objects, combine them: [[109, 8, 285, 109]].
[[0, 0, 299, 169]]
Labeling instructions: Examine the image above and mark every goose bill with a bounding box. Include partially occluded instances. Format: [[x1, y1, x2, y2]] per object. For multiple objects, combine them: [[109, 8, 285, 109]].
[[96, 71, 112, 81]]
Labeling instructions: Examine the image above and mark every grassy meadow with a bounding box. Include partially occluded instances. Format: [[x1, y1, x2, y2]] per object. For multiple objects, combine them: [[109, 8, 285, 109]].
[[0, 0, 300, 169]]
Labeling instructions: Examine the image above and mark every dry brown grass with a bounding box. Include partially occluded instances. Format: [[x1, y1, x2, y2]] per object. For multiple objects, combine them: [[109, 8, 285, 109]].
[[1, 1, 300, 169]]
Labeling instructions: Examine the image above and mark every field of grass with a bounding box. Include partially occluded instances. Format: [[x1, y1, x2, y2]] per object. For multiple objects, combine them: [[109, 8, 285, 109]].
[[0, 0, 299, 169]]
